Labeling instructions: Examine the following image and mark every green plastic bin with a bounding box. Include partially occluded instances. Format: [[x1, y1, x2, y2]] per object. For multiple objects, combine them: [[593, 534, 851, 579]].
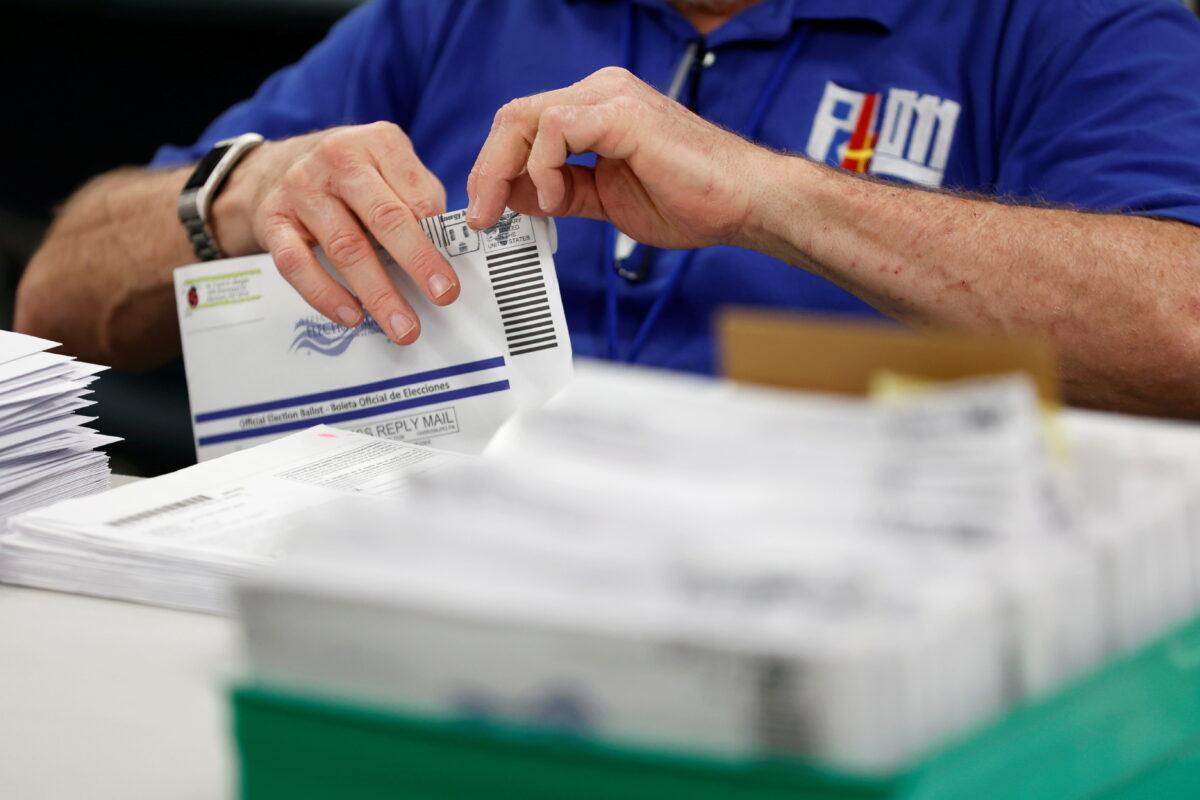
[[233, 613, 1200, 799]]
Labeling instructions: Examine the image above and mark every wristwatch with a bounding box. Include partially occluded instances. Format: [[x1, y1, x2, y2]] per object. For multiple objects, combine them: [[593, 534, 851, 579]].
[[178, 133, 264, 261]]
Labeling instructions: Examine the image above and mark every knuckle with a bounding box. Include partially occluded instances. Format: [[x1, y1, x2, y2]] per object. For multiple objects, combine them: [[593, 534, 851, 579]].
[[360, 286, 395, 312], [405, 248, 443, 281], [541, 104, 572, 129], [256, 194, 289, 227], [366, 120, 398, 136], [527, 148, 556, 175], [273, 246, 309, 281], [594, 66, 635, 89], [570, 76, 603, 104], [281, 163, 311, 192], [367, 120, 408, 145], [313, 133, 342, 157], [330, 163, 374, 194], [495, 98, 525, 126], [408, 198, 436, 220], [592, 65, 624, 81], [609, 94, 640, 115], [366, 199, 413, 234], [314, 135, 358, 171], [253, 218, 283, 250], [324, 231, 372, 266], [396, 168, 422, 191], [304, 281, 334, 309]]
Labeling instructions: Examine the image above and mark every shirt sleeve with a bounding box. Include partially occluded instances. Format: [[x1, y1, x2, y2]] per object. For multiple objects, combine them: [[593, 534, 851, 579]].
[[150, 0, 442, 168], [994, 0, 1200, 227]]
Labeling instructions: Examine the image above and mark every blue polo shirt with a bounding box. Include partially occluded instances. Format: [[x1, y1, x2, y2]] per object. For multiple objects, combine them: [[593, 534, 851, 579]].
[[154, 0, 1200, 374]]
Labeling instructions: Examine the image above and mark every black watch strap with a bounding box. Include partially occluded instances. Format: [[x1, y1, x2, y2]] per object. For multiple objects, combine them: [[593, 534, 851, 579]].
[[178, 133, 264, 262], [182, 214, 223, 262]]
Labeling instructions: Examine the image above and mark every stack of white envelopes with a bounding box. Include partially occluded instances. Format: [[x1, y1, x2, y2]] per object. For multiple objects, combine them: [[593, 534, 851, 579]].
[[0, 330, 117, 522], [234, 364, 1200, 775], [0, 425, 462, 612]]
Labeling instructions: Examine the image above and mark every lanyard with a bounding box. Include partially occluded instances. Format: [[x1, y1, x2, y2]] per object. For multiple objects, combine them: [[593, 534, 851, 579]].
[[605, 8, 808, 363]]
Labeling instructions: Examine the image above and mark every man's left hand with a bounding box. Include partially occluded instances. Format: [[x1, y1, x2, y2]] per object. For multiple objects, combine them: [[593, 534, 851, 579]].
[[466, 67, 774, 250]]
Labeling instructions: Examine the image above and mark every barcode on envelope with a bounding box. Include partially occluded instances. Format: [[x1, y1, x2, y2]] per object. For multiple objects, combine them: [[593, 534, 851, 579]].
[[486, 244, 558, 356], [106, 494, 213, 527]]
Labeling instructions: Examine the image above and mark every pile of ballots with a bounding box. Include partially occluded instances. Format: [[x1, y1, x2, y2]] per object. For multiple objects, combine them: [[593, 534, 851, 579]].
[[0, 425, 461, 612], [237, 362, 1200, 775], [0, 331, 115, 522]]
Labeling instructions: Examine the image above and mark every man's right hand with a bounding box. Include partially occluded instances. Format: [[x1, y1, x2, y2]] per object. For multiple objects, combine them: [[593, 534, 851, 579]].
[[212, 122, 460, 345]]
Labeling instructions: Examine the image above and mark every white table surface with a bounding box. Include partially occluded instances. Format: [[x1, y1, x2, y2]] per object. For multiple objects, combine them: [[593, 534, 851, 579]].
[[0, 587, 236, 799], [0, 475, 237, 799]]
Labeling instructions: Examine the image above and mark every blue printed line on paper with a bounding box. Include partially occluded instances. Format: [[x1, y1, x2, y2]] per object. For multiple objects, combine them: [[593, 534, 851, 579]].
[[194, 356, 506, 423], [196, 380, 511, 446]]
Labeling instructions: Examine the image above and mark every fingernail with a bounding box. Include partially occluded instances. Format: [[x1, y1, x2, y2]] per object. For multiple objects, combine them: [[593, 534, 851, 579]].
[[389, 313, 416, 342], [537, 189, 548, 212], [336, 305, 360, 326], [467, 195, 480, 222], [428, 273, 454, 300]]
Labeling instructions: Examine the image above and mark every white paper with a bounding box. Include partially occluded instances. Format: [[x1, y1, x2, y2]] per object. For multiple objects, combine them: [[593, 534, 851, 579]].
[[0, 431, 119, 463], [0, 396, 94, 429], [0, 332, 114, 524], [236, 369, 1084, 773], [0, 425, 465, 613], [222, 367, 1200, 774], [176, 209, 572, 461], [0, 351, 74, 385], [0, 377, 98, 409], [0, 331, 60, 366], [0, 415, 97, 452]]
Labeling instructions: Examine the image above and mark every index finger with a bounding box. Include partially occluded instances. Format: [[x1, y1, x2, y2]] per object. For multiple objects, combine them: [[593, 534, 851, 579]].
[[336, 167, 460, 306], [467, 83, 595, 229]]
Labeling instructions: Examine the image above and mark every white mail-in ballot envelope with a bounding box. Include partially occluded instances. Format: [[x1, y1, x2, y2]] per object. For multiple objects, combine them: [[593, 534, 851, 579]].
[[175, 209, 572, 461]]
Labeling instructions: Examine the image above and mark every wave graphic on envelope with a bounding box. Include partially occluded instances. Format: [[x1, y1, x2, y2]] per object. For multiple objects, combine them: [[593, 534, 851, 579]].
[[175, 209, 572, 461], [289, 316, 388, 356]]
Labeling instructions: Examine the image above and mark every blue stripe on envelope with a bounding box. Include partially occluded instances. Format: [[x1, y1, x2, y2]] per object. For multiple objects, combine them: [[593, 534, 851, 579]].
[[196, 380, 511, 446], [194, 356, 506, 423]]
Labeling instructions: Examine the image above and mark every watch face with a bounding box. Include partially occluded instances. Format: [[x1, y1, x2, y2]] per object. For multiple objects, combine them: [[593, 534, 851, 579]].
[[184, 144, 233, 190]]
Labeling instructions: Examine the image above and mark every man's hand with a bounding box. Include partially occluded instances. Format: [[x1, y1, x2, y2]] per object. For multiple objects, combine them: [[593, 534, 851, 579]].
[[215, 122, 460, 344], [466, 67, 770, 250], [463, 67, 1200, 419]]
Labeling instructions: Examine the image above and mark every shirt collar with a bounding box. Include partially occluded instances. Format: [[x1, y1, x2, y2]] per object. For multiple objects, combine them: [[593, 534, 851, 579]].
[[787, 0, 904, 30], [625, 0, 903, 43]]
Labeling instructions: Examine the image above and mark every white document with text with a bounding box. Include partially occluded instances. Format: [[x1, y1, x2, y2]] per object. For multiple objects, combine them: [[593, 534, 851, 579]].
[[175, 210, 571, 461]]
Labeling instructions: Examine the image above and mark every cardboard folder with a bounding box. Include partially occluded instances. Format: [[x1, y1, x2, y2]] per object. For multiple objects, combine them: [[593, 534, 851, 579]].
[[717, 309, 1059, 403]]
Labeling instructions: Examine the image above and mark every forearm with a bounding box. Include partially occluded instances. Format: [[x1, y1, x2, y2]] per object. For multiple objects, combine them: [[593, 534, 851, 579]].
[[746, 155, 1200, 417], [16, 167, 195, 369]]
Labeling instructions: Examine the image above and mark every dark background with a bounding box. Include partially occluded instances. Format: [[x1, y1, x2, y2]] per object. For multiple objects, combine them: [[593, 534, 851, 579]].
[[0, 0, 361, 475]]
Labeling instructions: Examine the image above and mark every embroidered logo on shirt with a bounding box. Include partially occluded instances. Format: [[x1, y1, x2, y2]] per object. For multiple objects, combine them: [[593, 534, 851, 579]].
[[806, 81, 961, 188]]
